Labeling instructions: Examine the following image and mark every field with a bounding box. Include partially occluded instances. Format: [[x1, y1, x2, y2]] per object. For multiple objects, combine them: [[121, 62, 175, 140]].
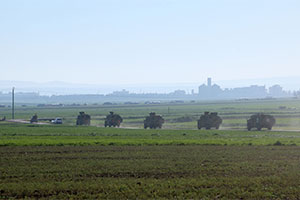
[[2, 145, 300, 199], [1, 123, 300, 146], [1, 98, 300, 198], [2, 98, 300, 130]]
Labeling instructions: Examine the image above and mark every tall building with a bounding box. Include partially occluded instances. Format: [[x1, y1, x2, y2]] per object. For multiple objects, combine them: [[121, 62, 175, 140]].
[[207, 78, 212, 87], [198, 77, 222, 98]]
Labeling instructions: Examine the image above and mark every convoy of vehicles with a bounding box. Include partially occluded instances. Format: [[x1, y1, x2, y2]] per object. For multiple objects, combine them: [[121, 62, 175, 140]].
[[76, 112, 91, 125], [19, 110, 277, 131], [197, 112, 222, 130], [30, 114, 38, 123], [247, 113, 276, 131], [144, 112, 165, 129], [104, 112, 123, 127]]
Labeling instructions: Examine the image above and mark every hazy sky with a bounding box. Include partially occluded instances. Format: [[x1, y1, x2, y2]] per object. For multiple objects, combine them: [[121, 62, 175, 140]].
[[1, 0, 300, 85]]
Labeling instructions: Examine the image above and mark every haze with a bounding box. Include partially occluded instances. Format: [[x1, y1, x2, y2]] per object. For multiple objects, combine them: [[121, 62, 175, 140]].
[[1, 0, 300, 86]]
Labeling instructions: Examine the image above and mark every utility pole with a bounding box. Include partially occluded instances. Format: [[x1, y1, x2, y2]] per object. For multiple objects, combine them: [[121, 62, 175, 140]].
[[12, 87, 15, 119]]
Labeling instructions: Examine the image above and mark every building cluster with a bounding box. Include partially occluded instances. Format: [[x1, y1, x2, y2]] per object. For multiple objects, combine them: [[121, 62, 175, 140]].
[[0, 78, 296, 104], [198, 78, 291, 99]]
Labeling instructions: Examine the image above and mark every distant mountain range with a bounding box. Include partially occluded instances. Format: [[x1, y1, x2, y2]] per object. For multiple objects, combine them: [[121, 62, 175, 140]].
[[0, 76, 300, 95]]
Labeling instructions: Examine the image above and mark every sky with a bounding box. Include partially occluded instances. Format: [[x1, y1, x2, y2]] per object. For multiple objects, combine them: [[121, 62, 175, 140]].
[[1, 0, 300, 86]]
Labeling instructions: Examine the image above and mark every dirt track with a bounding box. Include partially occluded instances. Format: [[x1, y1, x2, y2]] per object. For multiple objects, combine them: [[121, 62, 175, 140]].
[[3, 120, 300, 132], [6, 119, 49, 125]]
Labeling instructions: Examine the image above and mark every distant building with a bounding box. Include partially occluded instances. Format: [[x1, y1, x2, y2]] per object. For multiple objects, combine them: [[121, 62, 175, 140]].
[[197, 78, 272, 99], [207, 77, 212, 87], [170, 90, 186, 96], [226, 85, 267, 98], [198, 78, 222, 98], [0, 78, 294, 103], [110, 89, 130, 96], [269, 85, 287, 97]]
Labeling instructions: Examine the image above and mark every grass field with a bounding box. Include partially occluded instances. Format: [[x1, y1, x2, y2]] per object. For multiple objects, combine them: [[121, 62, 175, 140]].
[[1, 122, 300, 146], [2, 145, 300, 199], [1, 99, 300, 198]]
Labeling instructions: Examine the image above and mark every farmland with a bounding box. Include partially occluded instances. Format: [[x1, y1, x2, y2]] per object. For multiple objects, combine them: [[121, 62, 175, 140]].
[[1, 123, 300, 146], [1, 98, 300, 198], [2, 145, 300, 199]]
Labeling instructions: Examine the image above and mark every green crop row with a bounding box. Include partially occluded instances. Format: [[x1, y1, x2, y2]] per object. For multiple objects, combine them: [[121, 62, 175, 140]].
[[1, 123, 300, 146], [1, 145, 300, 199]]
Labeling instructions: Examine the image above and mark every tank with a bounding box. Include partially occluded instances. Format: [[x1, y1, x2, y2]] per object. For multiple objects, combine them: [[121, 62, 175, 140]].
[[104, 112, 123, 127], [197, 112, 222, 130], [247, 113, 275, 131], [76, 112, 91, 125], [144, 112, 164, 129], [30, 114, 38, 123]]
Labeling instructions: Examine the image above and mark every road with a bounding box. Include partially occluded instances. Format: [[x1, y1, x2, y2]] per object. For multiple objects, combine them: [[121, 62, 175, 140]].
[[6, 119, 50, 125]]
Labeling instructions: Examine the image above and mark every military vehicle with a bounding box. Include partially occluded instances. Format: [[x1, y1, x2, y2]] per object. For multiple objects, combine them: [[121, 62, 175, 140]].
[[197, 112, 222, 130], [30, 114, 38, 123], [247, 113, 275, 131], [104, 112, 123, 127], [144, 112, 164, 129], [76, 112, 91, 125]]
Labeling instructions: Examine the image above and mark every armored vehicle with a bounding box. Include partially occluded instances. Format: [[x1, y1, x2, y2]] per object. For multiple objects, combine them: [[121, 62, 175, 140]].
[[144, 112, 164, 129], [76, 112, 91, 125], [247, 113, 275, 131], [197, 112, 222, 130], [30, 114, 38, 123], [104, 112, 123, 127]]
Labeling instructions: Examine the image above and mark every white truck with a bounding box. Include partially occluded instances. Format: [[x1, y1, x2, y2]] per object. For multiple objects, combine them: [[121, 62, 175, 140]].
[[51, 118, 63, 124]]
